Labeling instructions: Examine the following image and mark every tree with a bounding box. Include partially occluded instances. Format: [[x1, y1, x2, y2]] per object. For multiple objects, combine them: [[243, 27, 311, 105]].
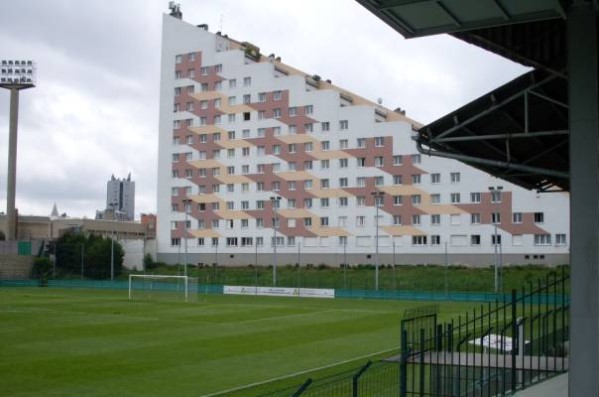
[[55, 232, 124, 279]]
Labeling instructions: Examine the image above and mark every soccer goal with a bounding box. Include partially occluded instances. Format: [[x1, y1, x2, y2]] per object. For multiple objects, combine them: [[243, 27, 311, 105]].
[[128, 275, 198, 302]]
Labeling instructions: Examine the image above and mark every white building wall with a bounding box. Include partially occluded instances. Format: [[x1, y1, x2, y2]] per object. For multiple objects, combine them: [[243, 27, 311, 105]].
[[156, 14, 569, 266]]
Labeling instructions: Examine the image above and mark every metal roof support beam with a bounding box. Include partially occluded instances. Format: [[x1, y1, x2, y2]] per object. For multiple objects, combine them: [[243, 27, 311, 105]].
[[432, 73, 560, 141], [415, 141, 569, 180], [433, 130, 568, 143], [567, 3, 599, 397]]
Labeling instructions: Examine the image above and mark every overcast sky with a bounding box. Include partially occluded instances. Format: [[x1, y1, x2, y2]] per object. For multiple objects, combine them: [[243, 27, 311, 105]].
[[0, 0, 527, 220]]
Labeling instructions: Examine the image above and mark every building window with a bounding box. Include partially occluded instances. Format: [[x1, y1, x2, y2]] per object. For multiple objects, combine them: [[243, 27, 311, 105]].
[[412, 174, 421, 184], [393, 155, 403, 166], [412, 194, 422, 205], [273, 108, 281, 118], [412, 236, 427, 246], [412, 215, 421, 225], [450, 193, 461, 203], [491, 190, 502, 203], [273, 90, 282, 100], [304, 142, 313, 152], [243, 76, 251, 87], [357, 138, 367, 148], [304, 198, 313, 209], [431, 235, 441, 245], [339, 197, 348, 207], [491, 212, 501, 224], [431, 214, 441, 225], [339, 158, 349, 168], [393, 195, 402, 206], [492, 234, 502, 245], [431, 194, 441, 204], [555, 234, 567, 245], [450, 172, 460, 183], [375, 176, 384, 186], [171, 238, 181, 246], [322, 122, 330, 131], [534, 234, 552, 245], [534, 212, 544, 223], [340, 120, 349, 130], [321, 141, 330, 151], [305, 123, 314, 133], [470, 192, 481, 203], [393, 215, 402, 225], [320, 179, 330, 189], [357, 158, 366, 167], [305, 105, 313, 114], [411, 154, 421, 164], [356, 216, 366, 227], [513, 212, 523, 224], [471, 213, 481, 224], [357, 196, 366, 206], [339, 139, 348, 149], [374, 137, 385, 147], [471, 235, 481, 245], [304, 217, 312, 227], [258, 92, 266, 102], [356, 177, 366, 187], [289, 106, 297, 116], [320, 217, 329, 227], [375, 156, 384, 167]]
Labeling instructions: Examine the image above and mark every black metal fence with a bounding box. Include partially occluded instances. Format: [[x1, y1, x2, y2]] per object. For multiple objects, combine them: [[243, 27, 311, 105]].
[[258, 361, 400, 397], [398, 269, 569, 396], [244, 271, 570, 396]]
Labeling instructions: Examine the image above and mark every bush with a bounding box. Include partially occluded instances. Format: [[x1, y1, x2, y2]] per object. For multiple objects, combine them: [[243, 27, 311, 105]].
[[143, 253, 158, 270], [32, 257, 53, 286]]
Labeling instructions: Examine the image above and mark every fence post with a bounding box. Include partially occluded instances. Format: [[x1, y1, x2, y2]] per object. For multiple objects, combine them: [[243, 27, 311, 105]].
[[400, 329, 408, 397], [291, 378, 312, 397], [352, 360, 372, 397], [511, 289, 518, 391]]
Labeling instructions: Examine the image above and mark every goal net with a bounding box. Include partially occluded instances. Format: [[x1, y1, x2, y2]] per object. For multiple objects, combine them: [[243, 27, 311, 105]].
[[128, 275, 198, 302]]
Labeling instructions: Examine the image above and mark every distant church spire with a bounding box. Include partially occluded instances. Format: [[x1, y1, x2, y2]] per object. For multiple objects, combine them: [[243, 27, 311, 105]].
[[50, 203, 59, 219]]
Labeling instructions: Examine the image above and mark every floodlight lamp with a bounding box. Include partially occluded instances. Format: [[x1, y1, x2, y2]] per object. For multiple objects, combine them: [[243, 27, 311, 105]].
[[0, 60, 36, 87]]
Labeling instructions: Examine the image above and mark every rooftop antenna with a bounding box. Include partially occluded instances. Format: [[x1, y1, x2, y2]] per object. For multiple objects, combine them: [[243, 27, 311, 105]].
[[220, 14, 224, 32], [168, 2, 182, 19]]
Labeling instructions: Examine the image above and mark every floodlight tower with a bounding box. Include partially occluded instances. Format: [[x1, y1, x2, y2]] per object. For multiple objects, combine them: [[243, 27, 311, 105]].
[[0, 60, 36, 240]]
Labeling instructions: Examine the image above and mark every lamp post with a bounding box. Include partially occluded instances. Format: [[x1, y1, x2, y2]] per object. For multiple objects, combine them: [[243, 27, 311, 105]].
[[109, 203, 117, 281], [270, 196, 281, 286], [371, 190, 385, 291], [1, 60, 36, 240], [182, 199, 191, 277], [109, 204, 124, 281], [489, 186, 503, 293]]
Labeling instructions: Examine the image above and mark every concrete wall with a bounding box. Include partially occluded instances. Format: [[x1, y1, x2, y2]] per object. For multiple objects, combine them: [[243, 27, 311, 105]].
[[157, 251, 569, 267]]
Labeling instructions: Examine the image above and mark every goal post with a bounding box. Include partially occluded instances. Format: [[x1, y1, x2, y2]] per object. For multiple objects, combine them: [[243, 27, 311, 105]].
[[128, 275, 198, 302]]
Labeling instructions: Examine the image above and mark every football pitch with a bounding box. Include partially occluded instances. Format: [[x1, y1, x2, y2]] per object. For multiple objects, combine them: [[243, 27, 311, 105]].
[[1, 287, 476, 397]]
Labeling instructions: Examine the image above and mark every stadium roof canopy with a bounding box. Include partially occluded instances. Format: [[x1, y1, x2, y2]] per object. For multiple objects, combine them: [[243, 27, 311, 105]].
[[356, 0, 569, 191]]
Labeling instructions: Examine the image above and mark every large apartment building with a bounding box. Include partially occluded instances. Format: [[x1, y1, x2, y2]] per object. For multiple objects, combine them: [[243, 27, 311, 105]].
[[156, 12, 569, 267]]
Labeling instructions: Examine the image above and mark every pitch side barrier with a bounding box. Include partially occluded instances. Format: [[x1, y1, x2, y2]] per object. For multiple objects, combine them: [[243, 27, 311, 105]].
[[0, 280, 568, 304]]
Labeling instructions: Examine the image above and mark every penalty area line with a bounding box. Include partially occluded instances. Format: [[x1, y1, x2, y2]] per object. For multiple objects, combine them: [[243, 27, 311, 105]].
[[198, 346, 399, 397]]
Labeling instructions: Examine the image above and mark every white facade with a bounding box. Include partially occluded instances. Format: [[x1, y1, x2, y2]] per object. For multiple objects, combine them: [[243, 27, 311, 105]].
[[156, 14, 569, 266]]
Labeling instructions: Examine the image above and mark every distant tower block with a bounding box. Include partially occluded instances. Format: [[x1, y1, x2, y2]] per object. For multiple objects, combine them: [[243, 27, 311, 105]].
[[0, 60, 36, 240], [106, 173, 136, 221]]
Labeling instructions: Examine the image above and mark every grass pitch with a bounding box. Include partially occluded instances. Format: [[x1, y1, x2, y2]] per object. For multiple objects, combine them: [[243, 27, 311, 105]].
[[1, 287, 475, 397]]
